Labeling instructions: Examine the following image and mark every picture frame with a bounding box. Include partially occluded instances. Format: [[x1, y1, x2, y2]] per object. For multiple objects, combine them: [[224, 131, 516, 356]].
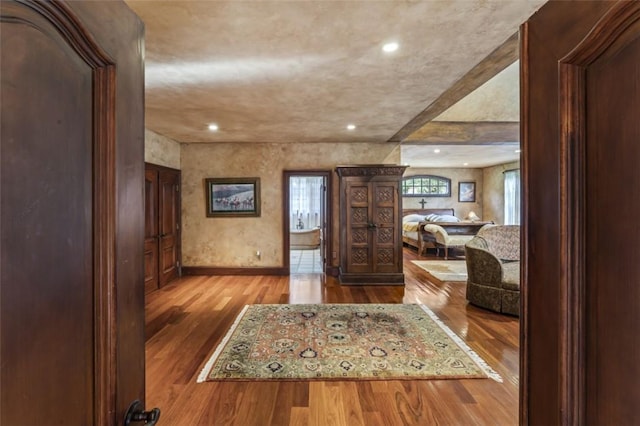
[[458, 181, 476, 203], [205, 177, 261, 217]]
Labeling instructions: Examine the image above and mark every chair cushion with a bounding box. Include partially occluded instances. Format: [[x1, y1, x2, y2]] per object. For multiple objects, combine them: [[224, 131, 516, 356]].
[[502, 261, 520, 291]]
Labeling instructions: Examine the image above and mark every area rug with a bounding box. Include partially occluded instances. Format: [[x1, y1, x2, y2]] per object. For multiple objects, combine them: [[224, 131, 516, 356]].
[[197, 304, 501, 382], [411, 260, 468, 282]]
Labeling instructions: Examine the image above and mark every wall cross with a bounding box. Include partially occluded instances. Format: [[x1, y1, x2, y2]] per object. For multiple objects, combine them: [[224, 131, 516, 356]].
[[419, 198, 427, 208]]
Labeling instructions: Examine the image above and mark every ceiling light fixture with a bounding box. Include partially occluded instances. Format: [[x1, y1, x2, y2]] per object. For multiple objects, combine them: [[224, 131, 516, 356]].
[[515, 149, 522, 153], [347, 124, 356, 130], [382, 42, 399, 53], [463, 162, 469, 166], [208, 123, 219, 131], [434, 148, 440, 153]]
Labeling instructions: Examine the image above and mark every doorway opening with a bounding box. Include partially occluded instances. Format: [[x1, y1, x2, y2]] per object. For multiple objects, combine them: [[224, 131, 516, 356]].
[[283, 171, 332, 274]]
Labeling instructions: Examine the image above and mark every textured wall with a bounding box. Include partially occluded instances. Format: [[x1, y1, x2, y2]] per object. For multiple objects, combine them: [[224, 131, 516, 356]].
[[144, 129, 181, 169], [402, 167, 483, 220], [482, 160, 519, 224], [181, 142, 400, 267]]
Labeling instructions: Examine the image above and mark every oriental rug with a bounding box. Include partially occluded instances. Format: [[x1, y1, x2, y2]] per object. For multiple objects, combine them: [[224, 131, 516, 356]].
[[411, 260, 468, 282], [197, 304, 501, 382]]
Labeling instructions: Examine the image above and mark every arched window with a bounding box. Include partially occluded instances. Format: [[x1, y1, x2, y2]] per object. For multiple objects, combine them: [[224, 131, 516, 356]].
[[401, 175, 451, 197]]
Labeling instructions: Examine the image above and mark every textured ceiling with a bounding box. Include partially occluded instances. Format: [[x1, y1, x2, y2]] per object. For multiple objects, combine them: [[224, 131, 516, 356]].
[[126, 0, 545, 166]]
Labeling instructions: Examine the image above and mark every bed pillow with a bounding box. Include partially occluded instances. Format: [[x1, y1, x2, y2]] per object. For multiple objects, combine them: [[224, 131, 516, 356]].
[[425, 214, 461, 223], [437, 214, 461, 223], [402, 214, 425, 223]]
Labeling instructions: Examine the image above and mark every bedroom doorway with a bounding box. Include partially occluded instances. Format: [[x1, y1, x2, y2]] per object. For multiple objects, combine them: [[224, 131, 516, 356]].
[[283, 171, 332, 274]]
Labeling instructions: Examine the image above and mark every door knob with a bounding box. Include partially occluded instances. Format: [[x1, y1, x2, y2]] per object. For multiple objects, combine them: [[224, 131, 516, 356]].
[[125, 400, 161, 425]]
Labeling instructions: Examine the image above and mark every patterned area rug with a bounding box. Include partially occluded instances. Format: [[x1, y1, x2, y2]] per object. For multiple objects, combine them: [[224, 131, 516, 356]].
[[411, 260, 468, 282], [197, 304, 500, 382]]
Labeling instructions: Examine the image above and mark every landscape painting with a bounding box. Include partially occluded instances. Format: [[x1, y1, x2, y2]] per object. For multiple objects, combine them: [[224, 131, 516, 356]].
[[206, 177, 261, 217]]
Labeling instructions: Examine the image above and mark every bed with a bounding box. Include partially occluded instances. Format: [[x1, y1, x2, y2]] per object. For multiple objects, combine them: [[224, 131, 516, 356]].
[[402, 208, 492, 258], [402, 208, 456, 252]]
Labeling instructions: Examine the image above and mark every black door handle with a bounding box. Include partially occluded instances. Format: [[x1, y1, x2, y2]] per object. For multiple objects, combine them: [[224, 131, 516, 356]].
[[125, 400, 161, 425]]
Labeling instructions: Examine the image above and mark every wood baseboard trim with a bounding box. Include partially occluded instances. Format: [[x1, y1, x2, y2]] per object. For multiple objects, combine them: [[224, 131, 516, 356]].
[[183, 266, 288, 276]]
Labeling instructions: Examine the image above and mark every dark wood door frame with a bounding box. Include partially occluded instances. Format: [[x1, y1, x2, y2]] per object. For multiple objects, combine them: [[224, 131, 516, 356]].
[[521, 1, 640, 424], [283, 170, 333, 275]]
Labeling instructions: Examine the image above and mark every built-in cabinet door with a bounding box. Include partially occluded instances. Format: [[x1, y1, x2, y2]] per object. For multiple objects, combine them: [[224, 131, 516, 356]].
[[159, 170, 180, 286], [144, 169, 159, 293]]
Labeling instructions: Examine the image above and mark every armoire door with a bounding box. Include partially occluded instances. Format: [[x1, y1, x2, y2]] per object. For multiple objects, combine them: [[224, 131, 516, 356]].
[[145, 163, 181, 294], [370, 180, 401, 274], [1, 1, 147, 424], [344, 180, 400, 274], [521, 1, 640, 424]]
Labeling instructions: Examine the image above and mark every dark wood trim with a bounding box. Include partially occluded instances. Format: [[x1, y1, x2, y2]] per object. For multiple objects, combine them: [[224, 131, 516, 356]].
[[557, 3, 640, 424], [518, 21, 531, 426], [389, 32, 519, 143], [145, 161, 181, 173], [93, 64, 117, 426], [338, 271, 405, 286], [182, 266, 288, 276], [283, 170, 333, 275]]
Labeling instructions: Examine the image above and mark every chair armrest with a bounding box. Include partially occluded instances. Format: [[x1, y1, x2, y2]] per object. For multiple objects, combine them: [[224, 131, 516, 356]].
[[464, 245, 503, 288]]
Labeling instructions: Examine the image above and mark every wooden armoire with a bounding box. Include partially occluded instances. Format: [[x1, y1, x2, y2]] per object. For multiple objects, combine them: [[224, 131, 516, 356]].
[[336, 165, 407, 285]]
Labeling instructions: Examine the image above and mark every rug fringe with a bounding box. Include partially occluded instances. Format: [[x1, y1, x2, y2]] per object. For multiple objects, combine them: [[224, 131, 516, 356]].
[[418, 304, 503, 383], [197, 304, 250, 383]]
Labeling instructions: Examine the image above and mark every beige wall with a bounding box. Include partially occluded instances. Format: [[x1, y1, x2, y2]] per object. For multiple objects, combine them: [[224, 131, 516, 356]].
[[403, 167, 483, 220], [145, 129, 181, 169], [482, 160, 519, 224], [181, 142, 400, 267]]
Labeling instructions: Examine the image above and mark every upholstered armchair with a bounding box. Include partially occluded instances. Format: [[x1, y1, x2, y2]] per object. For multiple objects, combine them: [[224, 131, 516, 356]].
[[464, 225, 520, 316]]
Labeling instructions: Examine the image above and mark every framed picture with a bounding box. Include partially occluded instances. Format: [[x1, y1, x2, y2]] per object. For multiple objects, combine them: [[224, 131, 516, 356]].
[[205, 177, 261, 217], [458, 181, 476, 203]]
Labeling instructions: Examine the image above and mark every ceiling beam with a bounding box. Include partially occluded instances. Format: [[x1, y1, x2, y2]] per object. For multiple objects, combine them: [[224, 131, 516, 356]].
[[403, 121, 519, 144], [388, 31, 519, 143]]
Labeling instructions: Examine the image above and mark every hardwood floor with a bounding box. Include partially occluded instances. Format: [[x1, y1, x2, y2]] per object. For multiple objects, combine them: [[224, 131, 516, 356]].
[[145, 248, 520, 425]]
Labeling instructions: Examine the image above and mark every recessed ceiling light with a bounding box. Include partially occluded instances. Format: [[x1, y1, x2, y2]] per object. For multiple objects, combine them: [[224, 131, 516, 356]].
[[463, 162, 469, 166], [347, 124, 356, 130], [208, 123, 219, 131], [382, 42, 399, 53], [515, 149, 522, 153], [434, 148, 440, 153]]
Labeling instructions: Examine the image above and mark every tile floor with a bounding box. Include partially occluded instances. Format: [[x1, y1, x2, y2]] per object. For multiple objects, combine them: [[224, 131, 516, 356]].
[[290, 249, 323, 273]]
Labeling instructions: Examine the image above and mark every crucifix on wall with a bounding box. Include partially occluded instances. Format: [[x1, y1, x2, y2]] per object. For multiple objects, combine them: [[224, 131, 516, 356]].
[[419, 198, 427, 208]]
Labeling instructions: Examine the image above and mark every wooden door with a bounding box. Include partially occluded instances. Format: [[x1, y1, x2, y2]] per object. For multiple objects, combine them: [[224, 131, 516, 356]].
[[145, 164, 181, 293], [159, 170, 180, 286], [521, 1, 640, 423], [1, 1, 146, 424], [145, 169, 160, 293]]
